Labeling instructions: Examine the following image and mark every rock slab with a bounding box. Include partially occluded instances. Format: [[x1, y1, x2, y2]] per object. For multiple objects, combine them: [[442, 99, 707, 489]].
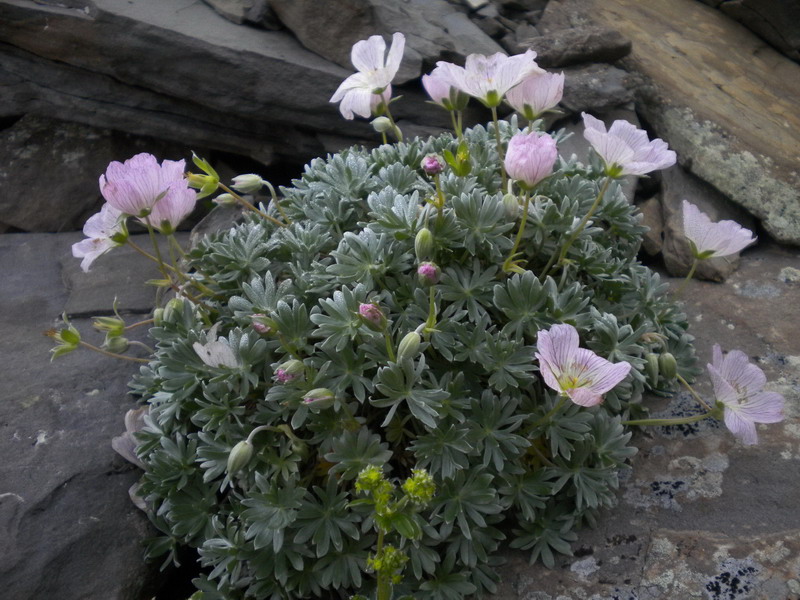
[[585, 0, 800, 245], [0, 233, 160, 600]]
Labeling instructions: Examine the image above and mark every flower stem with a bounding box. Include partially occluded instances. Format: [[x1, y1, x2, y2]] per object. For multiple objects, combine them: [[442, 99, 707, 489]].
[[533, 395, 566, 428], [424, 287, 438, 334], [491, 105, 507, 190], [383, 331, 396, 362], [677, 373, 712, 411], [502, 190, 531, 273], [263, 180, 292, 225], [382, 104, 403, 142], [218, 183, 286, 227], [542, 176, 612, 280], [623, 411, 713, 427], [79, 341, 150, 363], [143, 216, 171, 281], [124, 318, 154, 330], [674, 257, 699, 298]]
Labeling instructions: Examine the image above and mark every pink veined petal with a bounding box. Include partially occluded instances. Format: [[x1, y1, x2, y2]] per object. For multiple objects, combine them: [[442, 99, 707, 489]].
[[584, 130, 635, 169], [351, 34, 386, 73], [723, 407, 759, 445], [537, 324, 580, 377], [607, 119, 651, 154], [711, 343, 724, 370], [493, 50, 542, 96], [719, 349, 767, 394], [682, 201, 714, 251], [383, 32, 405, 80], [581, 112, 607, 135], [738, 391, 785, 424], [72, 237, 112, 272], [160, 158, 186, 185], [434, 61, 470, 95], [631, 138, 675, 169], [148, 185, 197, 232], [567, 387, 604, 407], [422, 73, 451, 106], [573, 348, 631, 394], [707, 363, 740, 406], [535, 353, 564, 394]]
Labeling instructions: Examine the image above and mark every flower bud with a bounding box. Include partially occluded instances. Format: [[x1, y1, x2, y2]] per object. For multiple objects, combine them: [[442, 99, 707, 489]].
[[417, 262, 441, 287], [644, 352, 660, 386], [503, 193, 520, 219], [401, 468, 436, 505], [103, 335, 130, 354], [251, 314, 277, 335], [152, 308, 164, 327], [371, 116, 393, 133], [421, 154, 445, 176], [274, 359, 305, 384], [93, 316, 126, 337], [414, 227, 434, 261], [505, 132, 558, 190], [303, 388, 335, 410], [213, 193, 237, 205], [163, 297, 185, 324], [58, 325, 81, 346], [231, 174, 265, 194], [227, 440, 254, 475], [358, 303, 387, 332], [396, 331, 421, 363], [659, 352, 678, 380]]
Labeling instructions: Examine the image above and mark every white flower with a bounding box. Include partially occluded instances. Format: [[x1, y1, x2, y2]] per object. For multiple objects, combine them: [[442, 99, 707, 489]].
[[71, 203, 126, 272], [682, 200, 756, 259], [330, 32, 405, 120], [193, 325, 240, 369], [434, 50, 542, 108]]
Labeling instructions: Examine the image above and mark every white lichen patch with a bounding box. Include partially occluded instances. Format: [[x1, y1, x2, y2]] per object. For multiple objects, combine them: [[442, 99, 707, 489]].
[[569, 556, 600, 578], [753, 540, 791, 564], [34, 430, 49, 446], [650, 536, 677, 558], [779, 267, 800, 283]]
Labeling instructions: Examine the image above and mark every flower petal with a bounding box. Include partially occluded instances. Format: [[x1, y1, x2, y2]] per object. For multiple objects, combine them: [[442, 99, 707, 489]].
[[351, 34, 386, 73]]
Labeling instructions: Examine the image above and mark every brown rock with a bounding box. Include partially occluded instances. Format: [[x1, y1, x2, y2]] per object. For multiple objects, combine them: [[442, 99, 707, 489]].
[[638, 196, 664, 256]]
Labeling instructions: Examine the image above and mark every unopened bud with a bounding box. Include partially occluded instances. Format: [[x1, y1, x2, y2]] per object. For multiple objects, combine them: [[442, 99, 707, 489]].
[[644, 353, 660, 386], [421, 154, 445, 176], [231, 174, 265, 194], [58, 325, 81, 346], [103, 335, 129, 354], [251, 314, 276, 335], [213, 193, 237, 205], [417, 262, 441, 287], [401, 468, 436, 505], [659, 352, 678, 380], [503, 193, 520, 219], [358, 303, 387, 332], [227, 440, 254, 474], [93, 316, 125, 337], [303, 388, 335, 410], [396, 331, 421, 363], [414, 227, 434, 261], [152, 308, 164, 327], [163, 298, 185, 323], [274, 359, 305, 384], [371, 116, 393, 133]]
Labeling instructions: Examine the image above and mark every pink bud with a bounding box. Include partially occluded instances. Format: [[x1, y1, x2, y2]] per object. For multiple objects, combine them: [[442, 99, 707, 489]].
[[359, 303, 387, 331], [417, 262, 441, 286], [504, 132, 558, 190], [421, 154, 445, 176]]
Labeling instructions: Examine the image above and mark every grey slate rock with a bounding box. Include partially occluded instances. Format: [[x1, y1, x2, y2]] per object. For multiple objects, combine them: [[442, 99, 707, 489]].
[[560, 63, 638, 114], [268, 0, 503, 84], [0, 233, 158, 600], [521, 25, 632, 67], [0, 114, 200, 233], [719, 0, 800, 61]]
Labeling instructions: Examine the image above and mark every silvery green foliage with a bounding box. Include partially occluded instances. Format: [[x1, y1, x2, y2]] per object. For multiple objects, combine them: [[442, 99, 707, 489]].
[[131, 120, 696, 599]]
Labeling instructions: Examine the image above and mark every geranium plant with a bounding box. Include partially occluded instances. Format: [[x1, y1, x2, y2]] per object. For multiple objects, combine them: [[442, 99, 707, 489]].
[[51, 32, 784, 600]]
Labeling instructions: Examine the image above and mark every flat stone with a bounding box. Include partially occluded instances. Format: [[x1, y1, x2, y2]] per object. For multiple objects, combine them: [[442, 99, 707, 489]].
[[268, 0, 503, 84], [522, 25, 632, 68], [0, 232, 158, 600], [0, 114, 202, 233], [585, 0, 800, 245], [62, 232, 190, 316], [560, 63, 638, 114]]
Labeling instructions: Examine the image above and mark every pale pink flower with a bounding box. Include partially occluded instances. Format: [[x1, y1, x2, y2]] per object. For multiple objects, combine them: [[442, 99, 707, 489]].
[[421, 154, 445, 176], [581, 112, 676, 177], [71, 203, 127, 272], [417, 262, 441, 286], [707, 344, 784, 445], [100, 153, 189, 218], [536, 324, 631, 407], [504, 132, 558, 189], [682, 200, 756, 259], [505, 71, 564, 120], [358, 302, 387, 331], [421, 67, 469, 111], [147, 182, 197, 234], [330, 32, 405, 120], [435, 50, 543, 108]]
